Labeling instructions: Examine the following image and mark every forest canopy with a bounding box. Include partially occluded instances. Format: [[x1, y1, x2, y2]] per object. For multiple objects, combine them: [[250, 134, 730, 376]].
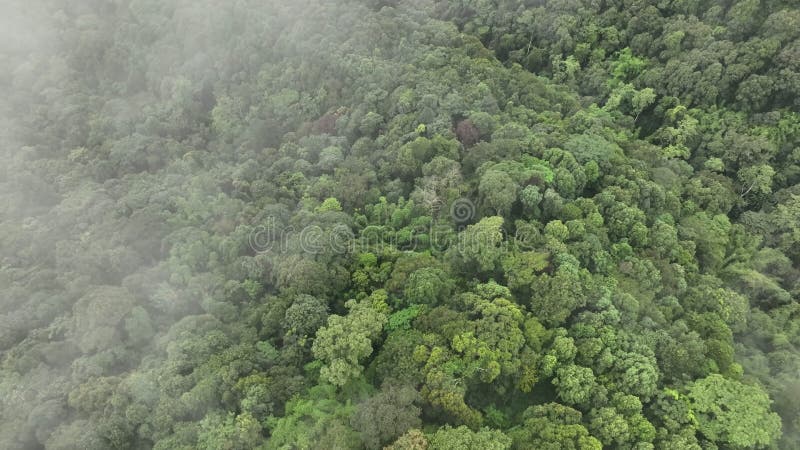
[[1, 0, 799, 449]]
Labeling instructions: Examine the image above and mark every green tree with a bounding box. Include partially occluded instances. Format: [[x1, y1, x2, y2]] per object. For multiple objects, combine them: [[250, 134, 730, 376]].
[[317, 197, 343, 212], [312, 299, 388, 386], [197, 412, 263, 450], [479, 170, 518, 216], [449, 216, 506, 274], [385, 429, 429, 450], [553, 364, 597, 407], [403, 267, 454, 307], [266, 384, 359, 450], [351, 384, 422, 449], [688, 374, 781, 449], [509, 403, 602, 450], [284, 294, 329, 338], [428, 425, 512, 450]]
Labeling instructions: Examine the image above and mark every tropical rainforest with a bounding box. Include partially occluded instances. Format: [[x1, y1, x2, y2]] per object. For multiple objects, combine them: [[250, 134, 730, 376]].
[[1, 0, 799, 449]]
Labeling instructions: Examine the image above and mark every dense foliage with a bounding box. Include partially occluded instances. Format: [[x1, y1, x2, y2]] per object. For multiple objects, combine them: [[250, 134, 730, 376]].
[[1, 0, 799, 448]]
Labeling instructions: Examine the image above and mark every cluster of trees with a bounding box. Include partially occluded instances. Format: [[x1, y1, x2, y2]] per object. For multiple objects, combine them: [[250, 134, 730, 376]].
[[0, 0, 797, 448]]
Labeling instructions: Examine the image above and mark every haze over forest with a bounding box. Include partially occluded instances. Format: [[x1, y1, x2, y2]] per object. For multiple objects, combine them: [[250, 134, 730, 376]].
[[1, 0, 799, 449]]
